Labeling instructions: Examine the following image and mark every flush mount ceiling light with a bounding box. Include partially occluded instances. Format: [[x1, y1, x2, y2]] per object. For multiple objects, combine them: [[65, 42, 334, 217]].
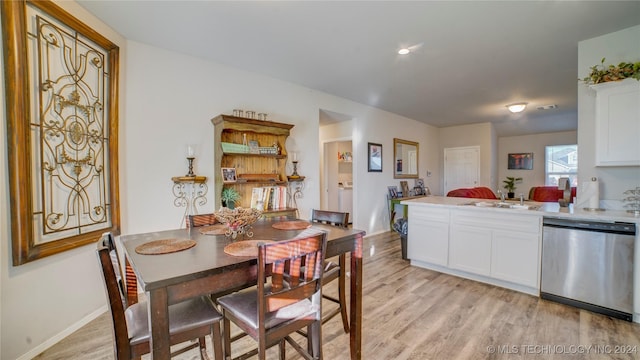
[[506, 102, 528, 113], [398, 48, 410, 55]]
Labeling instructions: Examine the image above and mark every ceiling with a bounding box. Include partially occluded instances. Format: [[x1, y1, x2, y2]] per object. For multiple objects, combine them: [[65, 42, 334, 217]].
[[77, 1, 640, 136]]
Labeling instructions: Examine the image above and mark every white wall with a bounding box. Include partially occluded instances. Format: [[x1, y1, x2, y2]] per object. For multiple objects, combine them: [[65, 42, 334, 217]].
[[439, 122, 498, 194], [578, 25, 640, 207], [0, 2, 126, 359], [498, 131, 577, 198], [2, 3, 440, 358]]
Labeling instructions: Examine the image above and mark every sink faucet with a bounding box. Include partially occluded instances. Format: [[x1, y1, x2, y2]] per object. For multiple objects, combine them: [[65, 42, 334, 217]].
[[519, 193, 524, 205], [498, 189, 505, 202]]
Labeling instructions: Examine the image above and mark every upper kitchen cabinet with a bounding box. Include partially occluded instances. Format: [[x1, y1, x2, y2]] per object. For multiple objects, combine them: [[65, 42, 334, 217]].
[[592, 79, 640, 166]]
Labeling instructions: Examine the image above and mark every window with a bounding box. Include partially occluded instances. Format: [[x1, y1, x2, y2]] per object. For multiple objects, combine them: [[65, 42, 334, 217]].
[[545, 145, 578, 186]]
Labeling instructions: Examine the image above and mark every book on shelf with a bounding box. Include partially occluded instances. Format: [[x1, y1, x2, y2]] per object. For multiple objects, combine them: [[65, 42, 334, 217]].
[[251, 185, 288, 211]]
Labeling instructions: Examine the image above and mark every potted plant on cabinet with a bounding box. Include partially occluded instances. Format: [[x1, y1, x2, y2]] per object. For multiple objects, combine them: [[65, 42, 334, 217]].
[[502, 176, 522, 199], [581, 58, 640, 85], [221, 187, 241, 209]]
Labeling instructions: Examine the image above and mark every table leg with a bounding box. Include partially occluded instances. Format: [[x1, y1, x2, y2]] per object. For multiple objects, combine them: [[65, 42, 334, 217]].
[[350, 233, 363, 360], [148, 288, 170, 359]]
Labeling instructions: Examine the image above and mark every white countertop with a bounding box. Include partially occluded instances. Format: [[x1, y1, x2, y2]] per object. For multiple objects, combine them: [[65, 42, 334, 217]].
[[401, 196, 640, 224]]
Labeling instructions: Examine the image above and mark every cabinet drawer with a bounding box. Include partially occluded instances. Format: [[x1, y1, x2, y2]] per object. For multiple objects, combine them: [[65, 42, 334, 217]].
[[409, 206, 450, 223], [452, 209, 540, 234]]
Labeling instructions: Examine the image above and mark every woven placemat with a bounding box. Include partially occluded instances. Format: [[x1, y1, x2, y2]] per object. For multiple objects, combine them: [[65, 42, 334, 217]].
[[135, 239, 197, 255], [199, 224, 228, 235], [272, 220, 312, 230], [224, 240, 276, 257]]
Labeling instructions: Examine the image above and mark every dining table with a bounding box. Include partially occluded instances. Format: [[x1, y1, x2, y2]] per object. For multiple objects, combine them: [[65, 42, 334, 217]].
[[117, 216, 366, 360]]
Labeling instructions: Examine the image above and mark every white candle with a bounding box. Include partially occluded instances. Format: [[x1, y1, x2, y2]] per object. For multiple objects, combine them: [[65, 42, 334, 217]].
[[292, 152, 297, 161], [187, 145, 195, 157]]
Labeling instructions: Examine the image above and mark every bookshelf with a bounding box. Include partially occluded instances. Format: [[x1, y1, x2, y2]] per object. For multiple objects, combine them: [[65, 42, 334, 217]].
[[212, 114, 298, 217]]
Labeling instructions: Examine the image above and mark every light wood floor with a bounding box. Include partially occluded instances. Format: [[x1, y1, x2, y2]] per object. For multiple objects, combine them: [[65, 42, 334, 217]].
[[35, 231, 640, 360]]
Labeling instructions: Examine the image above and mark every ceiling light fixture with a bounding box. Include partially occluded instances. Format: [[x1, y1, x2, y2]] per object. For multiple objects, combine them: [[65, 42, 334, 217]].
[[506, 102, 527, 113], [537, 104, 558, 110], [398, 48, 410, 55]]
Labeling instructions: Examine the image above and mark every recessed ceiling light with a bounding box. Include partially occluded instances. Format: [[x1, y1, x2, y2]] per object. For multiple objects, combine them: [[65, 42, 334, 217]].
[[506, 102, 528, 113], [537, 104, 558, 110], [398, 48, 410, 55]]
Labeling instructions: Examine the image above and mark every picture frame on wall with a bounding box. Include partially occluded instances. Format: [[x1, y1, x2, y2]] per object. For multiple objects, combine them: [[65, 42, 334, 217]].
[[221, 167, 237, 182], [508, 153, 534, 170], [368, 142, 382, 172]]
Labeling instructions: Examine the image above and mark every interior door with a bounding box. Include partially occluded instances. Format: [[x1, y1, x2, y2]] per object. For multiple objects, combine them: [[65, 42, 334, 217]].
[[444, 146, 480, 194]]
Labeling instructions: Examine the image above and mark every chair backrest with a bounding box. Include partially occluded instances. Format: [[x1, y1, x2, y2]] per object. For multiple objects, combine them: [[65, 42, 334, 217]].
[[187, 213, 218, 228], [257, 232, 327, 314], [96, 234, 132, 359], [310, 209, 349, 228]]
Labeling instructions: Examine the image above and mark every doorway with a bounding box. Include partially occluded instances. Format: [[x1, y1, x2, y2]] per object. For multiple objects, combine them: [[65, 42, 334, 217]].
[[322, 140, 353, 223]]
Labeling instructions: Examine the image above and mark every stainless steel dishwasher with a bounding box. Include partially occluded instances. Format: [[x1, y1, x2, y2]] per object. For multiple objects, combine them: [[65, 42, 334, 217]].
[[541, 217, 636, 321]]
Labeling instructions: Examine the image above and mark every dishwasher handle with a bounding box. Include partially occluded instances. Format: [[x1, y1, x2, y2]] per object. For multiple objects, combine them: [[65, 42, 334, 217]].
[[543, 217, 636, 235]]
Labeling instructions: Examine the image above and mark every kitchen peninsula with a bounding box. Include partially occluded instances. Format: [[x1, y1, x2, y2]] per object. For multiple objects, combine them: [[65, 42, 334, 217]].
[[402, 196, 640, 322]]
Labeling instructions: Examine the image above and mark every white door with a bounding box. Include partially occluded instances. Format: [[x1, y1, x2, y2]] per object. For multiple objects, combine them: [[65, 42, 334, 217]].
[[444, 146, 480, 194]]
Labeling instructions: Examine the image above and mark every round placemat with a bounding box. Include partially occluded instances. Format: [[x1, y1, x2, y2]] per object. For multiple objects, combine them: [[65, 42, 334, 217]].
[[199, 224, 228, 235], [224, 240, 276, 257], [135, 239, 197, 255], [272, 220, 312, 230]]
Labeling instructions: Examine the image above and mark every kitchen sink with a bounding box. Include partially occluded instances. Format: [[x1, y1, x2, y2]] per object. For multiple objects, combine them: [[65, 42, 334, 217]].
[[459, 201, 539, 211]]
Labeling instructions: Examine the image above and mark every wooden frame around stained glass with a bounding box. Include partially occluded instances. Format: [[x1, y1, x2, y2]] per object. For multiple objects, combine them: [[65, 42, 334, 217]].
[[2, 0, 120, 265]]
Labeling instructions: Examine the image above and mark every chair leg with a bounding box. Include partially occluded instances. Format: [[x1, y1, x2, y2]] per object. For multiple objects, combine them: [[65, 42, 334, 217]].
[[198, 337, 207, 360], [279, 339, 286, 360], [223, 317, 232, 360], [338, 254, 350, 333], [212, 322, 223, 360], [258, 340, 267, 360]]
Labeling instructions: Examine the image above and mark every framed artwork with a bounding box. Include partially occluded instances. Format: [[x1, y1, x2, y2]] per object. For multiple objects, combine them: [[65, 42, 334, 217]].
[[2, 0, 121, 265], [508, 153, 534, 170], [368, 142, 382, 172], [221, 168, 237, 183], [400, 181, 410, 198], [387, 186, 398, 198]]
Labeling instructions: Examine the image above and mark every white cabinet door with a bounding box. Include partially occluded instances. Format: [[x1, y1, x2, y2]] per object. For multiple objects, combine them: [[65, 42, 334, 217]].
[[491, 230, 540, 288], [449, 225, 491, 276], [407, 207, 449, 266], [592, 79, 640, 166]]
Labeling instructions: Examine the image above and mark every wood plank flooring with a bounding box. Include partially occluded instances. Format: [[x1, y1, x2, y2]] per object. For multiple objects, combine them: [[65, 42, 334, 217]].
[[34, 231, 640, 359]]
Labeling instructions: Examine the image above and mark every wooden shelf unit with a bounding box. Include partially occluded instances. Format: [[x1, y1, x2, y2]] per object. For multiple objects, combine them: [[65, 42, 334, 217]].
[[212, 114, 296, 217]]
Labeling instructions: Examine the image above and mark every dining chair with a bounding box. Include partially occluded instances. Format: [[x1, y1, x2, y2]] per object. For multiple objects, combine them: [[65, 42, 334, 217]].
[[103, 231, 139, 306], [96, 233, 224, 360], [310, 209, 350, 333], [187, 213, 218, 228], [217, 232, 328, 360]]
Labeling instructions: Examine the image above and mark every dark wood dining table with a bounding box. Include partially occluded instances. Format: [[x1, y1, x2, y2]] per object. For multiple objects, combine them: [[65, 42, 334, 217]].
[[117, 216, 366, 360]]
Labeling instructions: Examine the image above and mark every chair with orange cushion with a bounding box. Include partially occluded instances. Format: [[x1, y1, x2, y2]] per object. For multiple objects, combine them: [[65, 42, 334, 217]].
[[446, 187, 498, 199]]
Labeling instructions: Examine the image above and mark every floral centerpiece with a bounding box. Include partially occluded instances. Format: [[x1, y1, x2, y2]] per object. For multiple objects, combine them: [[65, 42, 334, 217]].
[[214, 207, 263, 239]]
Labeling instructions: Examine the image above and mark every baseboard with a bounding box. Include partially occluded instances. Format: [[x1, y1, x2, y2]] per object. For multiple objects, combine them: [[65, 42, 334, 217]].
[[16, 305, 108, 360]]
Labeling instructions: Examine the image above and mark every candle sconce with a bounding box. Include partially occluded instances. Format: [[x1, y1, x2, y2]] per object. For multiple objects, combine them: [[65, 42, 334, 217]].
[[287, 152, 303, 181], [186, 157, 195, 177], [186, 145, 196, 177]]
